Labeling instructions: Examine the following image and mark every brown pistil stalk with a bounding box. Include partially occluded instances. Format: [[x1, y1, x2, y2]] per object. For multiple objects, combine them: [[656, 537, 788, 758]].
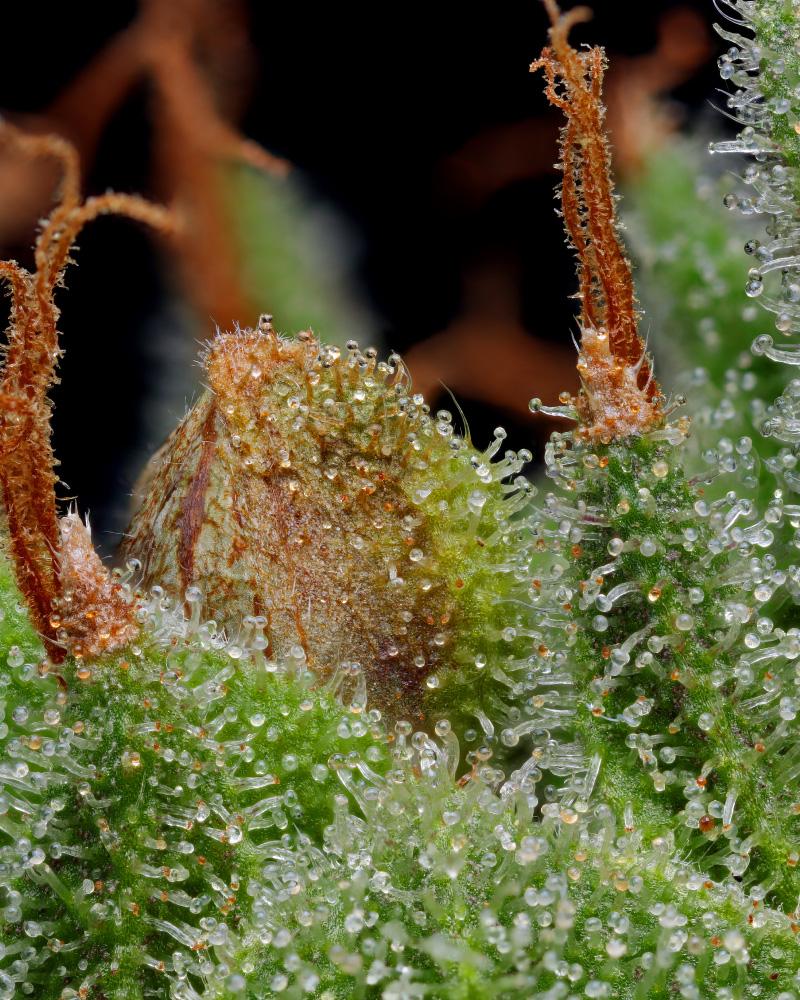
[[531, 1, 663, 441], [0, 124, 174, 658]]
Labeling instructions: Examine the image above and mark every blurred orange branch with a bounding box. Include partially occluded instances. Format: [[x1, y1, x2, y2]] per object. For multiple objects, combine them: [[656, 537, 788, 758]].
[[0, 0, 287, 331]]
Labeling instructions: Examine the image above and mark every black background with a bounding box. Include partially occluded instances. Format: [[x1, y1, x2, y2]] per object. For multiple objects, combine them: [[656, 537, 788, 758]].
[[0, 1, 721, 552]]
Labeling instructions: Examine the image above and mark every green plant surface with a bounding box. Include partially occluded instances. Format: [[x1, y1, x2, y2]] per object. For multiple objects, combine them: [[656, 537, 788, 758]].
[[5, 519, 798, 998], [627, 143, 760, 380], [0, 550, 390, 998], [711, 0, 800, 494], [624, 143, 785, 503], [526, 429, 800, 909], [5, 3, 800, 998]]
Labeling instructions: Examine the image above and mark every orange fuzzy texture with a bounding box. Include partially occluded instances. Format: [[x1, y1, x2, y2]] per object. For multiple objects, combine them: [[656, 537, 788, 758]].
[[531, 1, 663, 441], [121, 322, 467, 718], [0, 123, 173, 657], [55, 514, 139, 659]]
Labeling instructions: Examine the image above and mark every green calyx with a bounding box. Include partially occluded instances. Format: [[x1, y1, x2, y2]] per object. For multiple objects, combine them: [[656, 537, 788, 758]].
[[120, 325, 534, 737], [529, 428, 800, 914], [0, 551, 388, 997]]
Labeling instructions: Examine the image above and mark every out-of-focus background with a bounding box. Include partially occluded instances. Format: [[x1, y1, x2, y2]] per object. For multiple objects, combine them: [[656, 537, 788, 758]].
[[0, 0, 722, 552]]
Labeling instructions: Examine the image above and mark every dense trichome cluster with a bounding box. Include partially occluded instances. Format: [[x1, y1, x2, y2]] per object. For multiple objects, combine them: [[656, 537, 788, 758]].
[[2, 2, 800, 998], [711, 0, 800, 493]]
